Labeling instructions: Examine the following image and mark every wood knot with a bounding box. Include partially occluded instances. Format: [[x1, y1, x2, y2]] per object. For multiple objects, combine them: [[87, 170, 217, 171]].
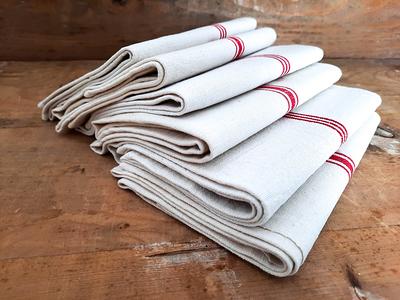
[[118, 223, 130, 229]]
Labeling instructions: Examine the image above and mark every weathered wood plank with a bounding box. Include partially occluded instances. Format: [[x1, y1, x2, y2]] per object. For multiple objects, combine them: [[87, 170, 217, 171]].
[[0, 227, 399, 299], [0, 0, 399, 60], [0, 59, 399, 299]]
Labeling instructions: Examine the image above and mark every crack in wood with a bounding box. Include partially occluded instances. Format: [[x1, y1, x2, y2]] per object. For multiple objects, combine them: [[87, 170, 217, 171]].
[[346, 264, 386, 300], [145, 245, 221, 258], [346, 264, 362, 290], [0, 239, 218, 263]]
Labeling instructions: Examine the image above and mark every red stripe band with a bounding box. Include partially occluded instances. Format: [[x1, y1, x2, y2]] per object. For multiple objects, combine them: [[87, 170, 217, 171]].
[[246, 54, 291, 76], [257, 85, 299, 111], [219, 24, 227, 38], [284, 114, 346, 143], [332, 152, 355, 169], [228, 37, 238, 58], [213, 24, 223, 39], [266, 55, 290, 75], [330, 154, 355, 174], [228, 36, 245, 59], [213, 23, 227, 39], [326, 151, 355, 178], [284, 112, 348, 143], [236, 37, 245, 58], [287, 111, 348, 142]]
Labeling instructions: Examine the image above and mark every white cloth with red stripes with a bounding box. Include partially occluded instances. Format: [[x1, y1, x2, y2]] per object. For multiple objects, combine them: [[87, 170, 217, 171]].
[[47, 28, 276, 133], [89, 63, 342, 163], [112, 112, 380, 277], [64, 44, 324, 135], [113, 85, 381, 228], [77, 28, 276, 101], [38, 17, 257, 122]]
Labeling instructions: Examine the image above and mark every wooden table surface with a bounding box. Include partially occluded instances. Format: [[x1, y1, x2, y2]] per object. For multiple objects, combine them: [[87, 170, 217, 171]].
[[0, 59, 399, 299]]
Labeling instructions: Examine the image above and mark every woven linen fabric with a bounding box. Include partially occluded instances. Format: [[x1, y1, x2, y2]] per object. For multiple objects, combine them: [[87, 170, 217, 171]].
[[112, 112, 380, 277], [81, 28, 276, 98], [57, 45, 324, 134], [89, 63, 342, 163], [38, 17, 257, 121], [112, 85, 381, 227], [48, 28, 276, 127]]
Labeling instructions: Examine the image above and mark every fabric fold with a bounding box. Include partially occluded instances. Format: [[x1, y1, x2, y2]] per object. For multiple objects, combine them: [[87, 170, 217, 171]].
[[59, 44, 324, 134], [113, 112, 380, 277], [82, 28, 277, 99], [90, 63, 342, 163], [34, 14, 383, 278], [51, 28, 276, 124], [38, 17, 257, 121], [114, 85, 381, 227]]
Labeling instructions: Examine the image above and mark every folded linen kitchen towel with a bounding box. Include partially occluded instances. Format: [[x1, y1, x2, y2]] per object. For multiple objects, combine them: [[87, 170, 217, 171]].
[[82, 28, 277, 98], [60, 44, 324, 134], [38, 17, 257, 121], [112, 112, 380, 277], [114, 85, 381, 227], [49, 27, 276, 123], [90, 63, 342, 163]]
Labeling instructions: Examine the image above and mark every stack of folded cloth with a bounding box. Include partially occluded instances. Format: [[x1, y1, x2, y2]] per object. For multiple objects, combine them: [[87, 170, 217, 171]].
[[38, 17, 381, 277]]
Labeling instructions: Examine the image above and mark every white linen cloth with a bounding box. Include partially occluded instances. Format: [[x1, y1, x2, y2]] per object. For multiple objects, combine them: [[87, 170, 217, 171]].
[[112, 112, 380, 277], [59, 45, 324, 134], [113, 85, 381, 227], [49, 28, 276, 127], [81, 28, 276, 98], [90, 63, 342, 163], [38, 17, 257, 121]]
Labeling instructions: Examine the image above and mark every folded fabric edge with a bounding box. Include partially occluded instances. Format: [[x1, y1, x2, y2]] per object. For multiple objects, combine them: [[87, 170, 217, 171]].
[[110, 112, 380, 277]]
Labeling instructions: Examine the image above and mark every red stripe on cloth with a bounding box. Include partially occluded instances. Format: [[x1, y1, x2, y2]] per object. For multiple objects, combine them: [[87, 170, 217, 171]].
[[326, 159, 352, 179], [262, 54, 290, 75], [329, 153, 355, 175], [219, 24, 227, 38], [213, 24, 223, 39], [235, 37, 245, 57], [326, 151, 355, 179], [284, 114, 345, 143], [257, 86, 292, 111], [287, 111, 348, 142], [284, 112, 348, 143], [227, 37, 239, 59], [214, 24, 227, 39], [267, 55, 289, 75], [258, 85, 298, 111], [278, 55, 291, 75], [333, 152, 355, 169], [228, 36, 245, 59], [246, 54, 291, 76], [285, 112, 347, 143], [259, 55, 287, 76]]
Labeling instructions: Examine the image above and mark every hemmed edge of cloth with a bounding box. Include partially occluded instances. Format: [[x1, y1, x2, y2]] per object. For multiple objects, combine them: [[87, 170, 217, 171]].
[[113, 168, 301, 277]]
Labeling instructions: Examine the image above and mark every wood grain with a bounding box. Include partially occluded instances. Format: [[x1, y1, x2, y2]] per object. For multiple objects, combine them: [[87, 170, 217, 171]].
[[0, 0, 399, 60], [0, 59, 399, 299]]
